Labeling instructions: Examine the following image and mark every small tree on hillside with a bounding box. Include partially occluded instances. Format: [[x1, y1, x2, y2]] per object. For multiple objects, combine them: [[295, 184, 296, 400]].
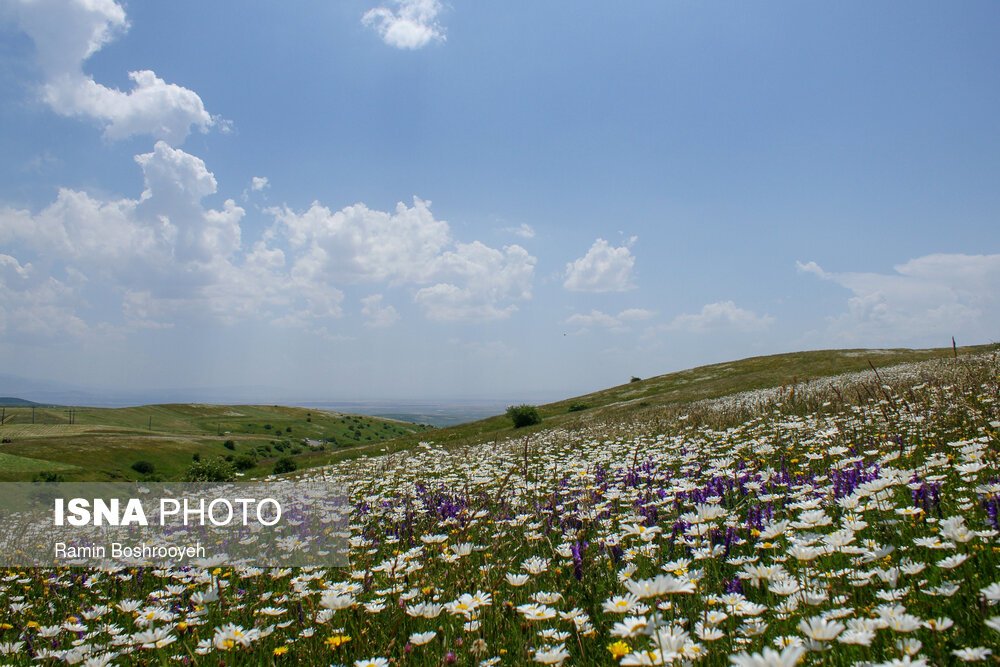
[[184, 458, 236, 482], [507, 404, 542, 428]]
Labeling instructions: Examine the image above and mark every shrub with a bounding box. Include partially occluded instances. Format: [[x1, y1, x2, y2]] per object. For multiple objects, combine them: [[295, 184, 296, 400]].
[[234, 454, 256, 471], [131, 460, 155, 475], [506, 404, 542, 428], [192, 452, 201, 462], [630, 376, 642, 383], [184, 458, 236, 482], [568, 401, 590, 413], [33, 471, 65, 483], [273, 457, 297, 475], [223, 440, 235, 450]]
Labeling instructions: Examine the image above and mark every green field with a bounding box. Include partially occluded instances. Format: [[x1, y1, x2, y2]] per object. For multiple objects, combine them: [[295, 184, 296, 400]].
[[0, 403, 432, 481]]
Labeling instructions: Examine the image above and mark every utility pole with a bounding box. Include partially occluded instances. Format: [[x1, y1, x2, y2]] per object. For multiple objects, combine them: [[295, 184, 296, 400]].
[[148, 416, 152, 431], [31, 406, 35, 424]]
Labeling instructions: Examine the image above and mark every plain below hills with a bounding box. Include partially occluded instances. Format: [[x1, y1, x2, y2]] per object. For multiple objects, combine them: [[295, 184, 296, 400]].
[[0, 403, 432, 482]]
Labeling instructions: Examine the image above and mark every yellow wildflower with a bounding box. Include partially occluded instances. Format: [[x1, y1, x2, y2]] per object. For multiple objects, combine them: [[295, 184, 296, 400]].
[[608, 641, 630, 659], [325, 634, 352, 649]]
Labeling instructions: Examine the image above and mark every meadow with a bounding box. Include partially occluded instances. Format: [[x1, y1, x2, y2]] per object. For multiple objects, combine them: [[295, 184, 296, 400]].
[[0, 346, 998, 666], [0, 404, 432, 482]]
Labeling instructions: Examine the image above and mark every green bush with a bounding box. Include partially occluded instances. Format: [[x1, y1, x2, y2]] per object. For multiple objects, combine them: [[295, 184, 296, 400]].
[[184, 458, 236, 482], [568, 401, 590, 413], [131, 460, 155, 475], [630, 376, 642, 383], [273, 457, 297, 475], [506, 404, 542, 428], [223, 440, 235, 450], [234, 454, 256, 471]]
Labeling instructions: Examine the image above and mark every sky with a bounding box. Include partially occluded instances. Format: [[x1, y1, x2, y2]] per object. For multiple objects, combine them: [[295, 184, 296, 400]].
[[0, 0, 998, 404]]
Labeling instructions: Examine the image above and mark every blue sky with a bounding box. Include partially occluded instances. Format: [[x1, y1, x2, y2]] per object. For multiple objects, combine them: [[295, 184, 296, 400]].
[[1, 0, 998, 403]]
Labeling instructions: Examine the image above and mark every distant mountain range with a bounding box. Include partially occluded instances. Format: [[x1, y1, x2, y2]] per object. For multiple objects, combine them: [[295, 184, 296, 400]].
[[0, 397, 54, 407]]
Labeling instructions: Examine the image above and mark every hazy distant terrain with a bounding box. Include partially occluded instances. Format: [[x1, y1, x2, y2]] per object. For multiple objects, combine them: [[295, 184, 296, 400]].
[[296, 400, 513, 427], [2, 343, 994, 483]]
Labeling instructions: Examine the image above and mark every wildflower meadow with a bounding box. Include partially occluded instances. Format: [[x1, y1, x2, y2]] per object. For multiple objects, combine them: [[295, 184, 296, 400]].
[[2, 352, 999, 667]]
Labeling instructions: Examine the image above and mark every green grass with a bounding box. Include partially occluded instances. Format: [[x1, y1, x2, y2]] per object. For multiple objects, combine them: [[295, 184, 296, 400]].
[[0, 404, 432, 481], [367, 343, 999, 453], [0, 451, 79, 473]]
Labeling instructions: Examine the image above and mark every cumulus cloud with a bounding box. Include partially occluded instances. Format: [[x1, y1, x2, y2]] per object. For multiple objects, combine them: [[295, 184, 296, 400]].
[[272, 199, 535, 322], [0, 141, 262, 331], [665, 301, 774, 333], [414, 243, 535, 322], [798, 254, 1000, 345], [9, 0, 216, 143], [362, 0, 446, 49], [269, 198, 450, 285], [564, 237, 636, 292], [0, 148, 536, 337], [566, 308, 654, 333], [360, 294, 399, 328], [251, 177, 269, 192]]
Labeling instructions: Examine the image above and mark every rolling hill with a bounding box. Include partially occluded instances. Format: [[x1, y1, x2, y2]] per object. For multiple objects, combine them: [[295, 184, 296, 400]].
[[0, 403, 432, 482], [0, 343, 994, 481]]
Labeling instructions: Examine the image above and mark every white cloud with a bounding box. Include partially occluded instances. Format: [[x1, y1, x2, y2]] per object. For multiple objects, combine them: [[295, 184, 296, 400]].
[[566, 308, 654, 333], [798, 254, 1000, 345], [0, 142, 257, 331], [665, 301, 774, 332], [504, 223, 536, 239], [251, 177, 269, 192], [272, 199, 535, 322], [10, 0, 216, 143], [564, 237, 636, 292], [0, 147, 536, 337], [0, 253, 89, 339], [270, 198, 450, 284], [414, 243, 535, 322], [362, 0, 445, 49], [360, 294, 399, 328]]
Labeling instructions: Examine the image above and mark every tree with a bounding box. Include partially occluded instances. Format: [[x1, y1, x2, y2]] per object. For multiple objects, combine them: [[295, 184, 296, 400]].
[[506, 404, 542, 428], [184, 458, 236, 482], [273, 457, 297, 475]]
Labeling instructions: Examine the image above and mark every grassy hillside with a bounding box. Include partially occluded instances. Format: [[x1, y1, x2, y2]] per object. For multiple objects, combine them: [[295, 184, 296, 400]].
[[0, 343, 993, 480], [378, 343, 998, 451], [0, 403, 432, 482]]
